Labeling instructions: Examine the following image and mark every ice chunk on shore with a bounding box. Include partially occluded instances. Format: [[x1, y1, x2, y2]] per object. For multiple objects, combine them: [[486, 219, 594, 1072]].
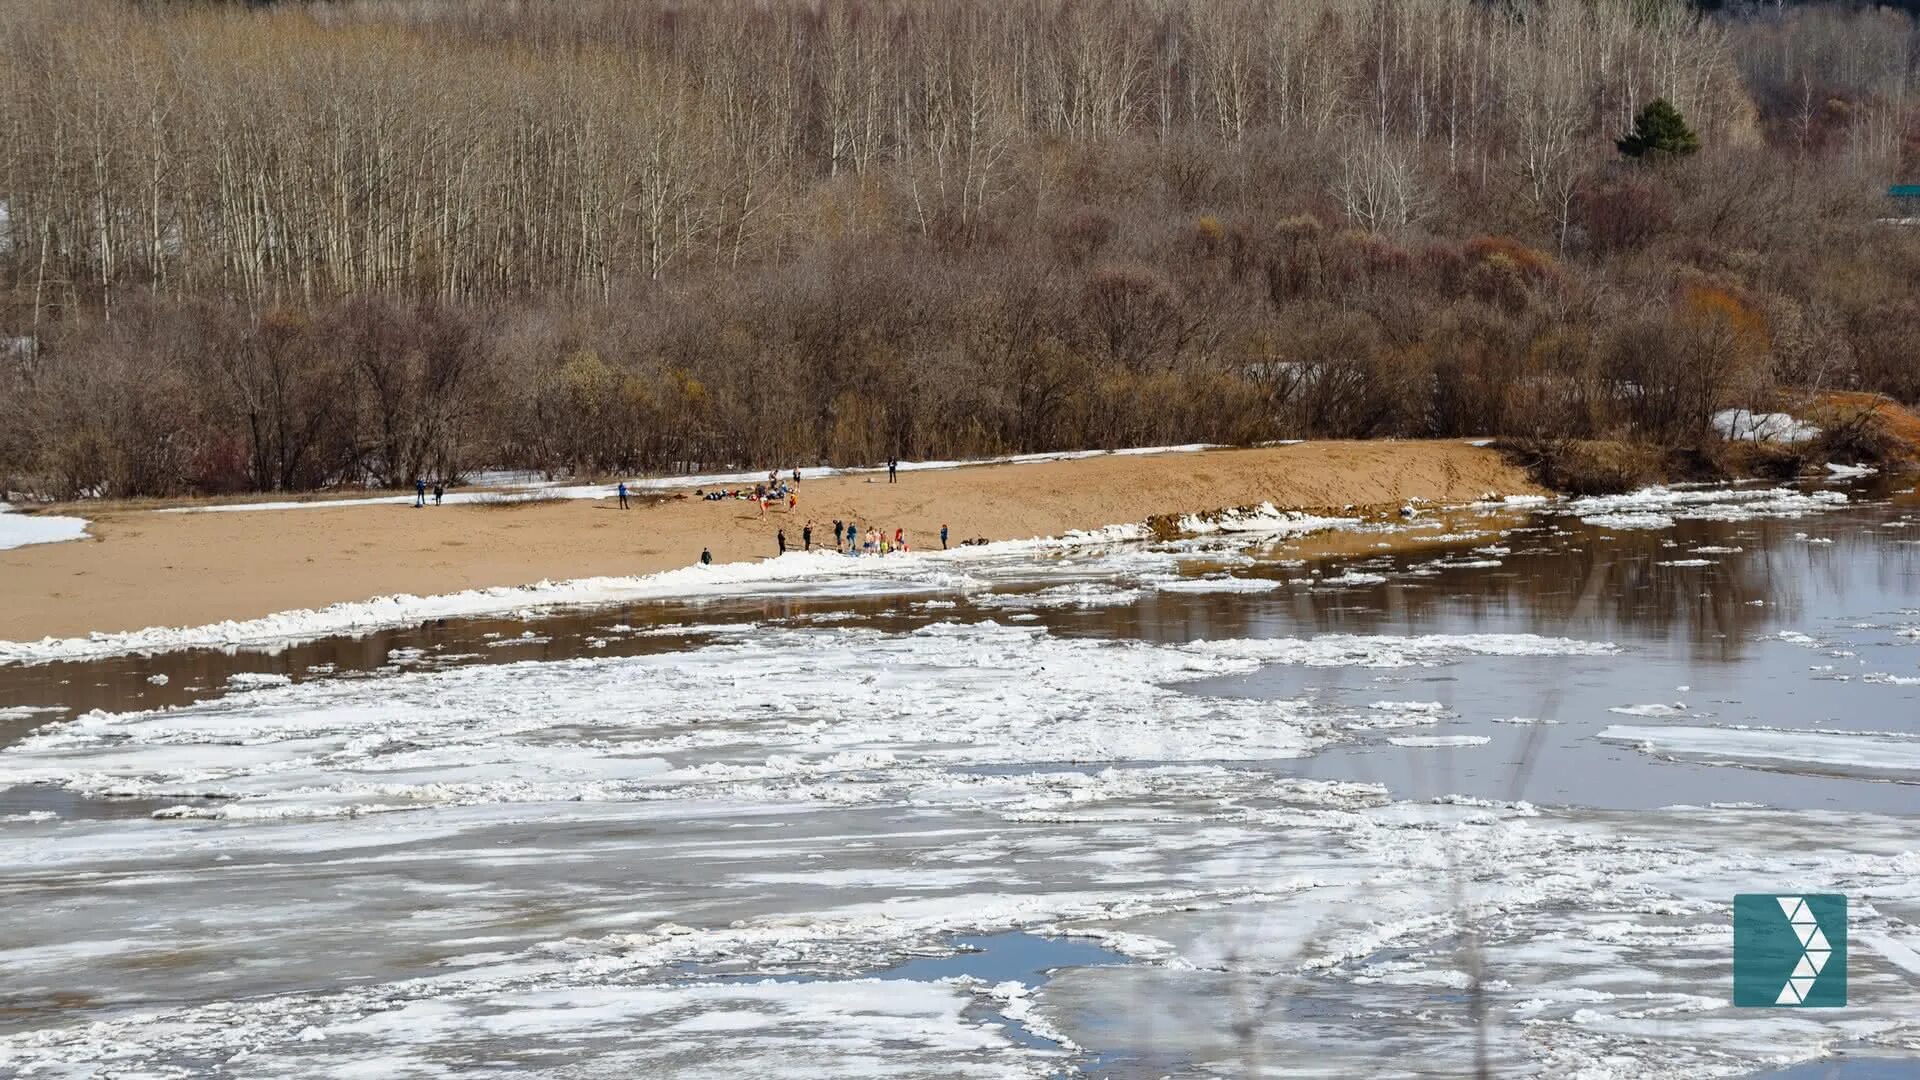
[[1175, 502, 1358, 536]]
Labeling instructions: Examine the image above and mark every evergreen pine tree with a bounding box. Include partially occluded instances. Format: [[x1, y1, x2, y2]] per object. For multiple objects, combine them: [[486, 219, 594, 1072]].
[[1617, 98, 1700, 160]]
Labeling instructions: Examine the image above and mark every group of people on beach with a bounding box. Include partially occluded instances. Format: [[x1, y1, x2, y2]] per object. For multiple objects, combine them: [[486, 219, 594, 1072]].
[[774, 519, 949, 558], [680, 457, 963, 567]]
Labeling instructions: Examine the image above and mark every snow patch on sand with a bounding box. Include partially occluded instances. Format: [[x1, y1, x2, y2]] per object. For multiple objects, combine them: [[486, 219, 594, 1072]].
[[0, 501, 89, 550]]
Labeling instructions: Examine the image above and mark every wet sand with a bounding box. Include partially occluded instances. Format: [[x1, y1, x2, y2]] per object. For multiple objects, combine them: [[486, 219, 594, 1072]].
[[0, 440, 1536, 640]]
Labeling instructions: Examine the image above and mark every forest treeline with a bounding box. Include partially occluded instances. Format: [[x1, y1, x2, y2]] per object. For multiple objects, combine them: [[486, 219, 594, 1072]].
[[1, 0, 1917, 497]]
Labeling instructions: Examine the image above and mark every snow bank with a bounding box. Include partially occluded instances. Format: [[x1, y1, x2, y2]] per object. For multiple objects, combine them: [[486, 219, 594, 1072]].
[[0, 501, 89, 550], [1174, 502, 1358, 536], [1712, 409, 1820, 443]]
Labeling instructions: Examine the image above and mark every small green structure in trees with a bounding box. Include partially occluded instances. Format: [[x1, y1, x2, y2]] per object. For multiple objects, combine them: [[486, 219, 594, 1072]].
[[1618, 98, 1700, 160]]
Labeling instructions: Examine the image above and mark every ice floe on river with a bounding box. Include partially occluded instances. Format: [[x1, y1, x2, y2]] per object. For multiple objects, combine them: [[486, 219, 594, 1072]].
[[1569, 485, 1849, 531], [0, 622, 1614, 811], [1601, 724, 1920, 781]]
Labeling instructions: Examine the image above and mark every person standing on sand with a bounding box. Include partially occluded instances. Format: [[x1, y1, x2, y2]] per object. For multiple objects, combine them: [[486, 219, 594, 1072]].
[[758, 493, 767, 518], [941, 524, 948, 549], [788, 491, 798, 512], [415, 479, 426, 508], [618, 481, 629, 509], [887, 456, 898, 483], [803, 522, 813, 550], [777, 529, 787, 555], [894, 527, 904, 550], [701, 547, 712, 565], [433, 482, 444, 506], [833, 519, 844, 547]]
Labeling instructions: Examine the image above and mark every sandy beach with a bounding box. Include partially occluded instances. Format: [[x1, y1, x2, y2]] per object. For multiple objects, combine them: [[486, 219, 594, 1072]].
[[0, 440, 1536, 641]]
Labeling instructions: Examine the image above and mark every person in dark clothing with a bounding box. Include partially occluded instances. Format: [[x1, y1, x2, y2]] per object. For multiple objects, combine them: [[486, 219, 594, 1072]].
[[802, 523, 813, 550], [833, 519, 844, 546], [887, 456, 898, 483], [617, 481, 629, 509], [777, 529, 787, 555], [700, 547, 712, 565], [433, 483, 444, 506], [941, 523, 949, 549], [414, 479, 426, 508]]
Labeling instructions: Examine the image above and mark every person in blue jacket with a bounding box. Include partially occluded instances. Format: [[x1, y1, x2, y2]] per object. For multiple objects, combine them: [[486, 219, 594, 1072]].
[[414, 478, 426, 508], [617, 481, 629, 509]]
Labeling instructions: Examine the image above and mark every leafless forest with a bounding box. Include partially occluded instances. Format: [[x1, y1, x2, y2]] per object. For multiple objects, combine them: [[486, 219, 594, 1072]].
[[1, 0, 1916, 497]]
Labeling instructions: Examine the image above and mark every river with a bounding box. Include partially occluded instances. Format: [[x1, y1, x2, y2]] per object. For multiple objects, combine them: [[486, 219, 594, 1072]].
[[1, 478, 1916, 1078]]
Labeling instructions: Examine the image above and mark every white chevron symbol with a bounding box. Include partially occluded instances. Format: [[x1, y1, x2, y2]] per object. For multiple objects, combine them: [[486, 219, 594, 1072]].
[[1774, 896, 1832, 1005]]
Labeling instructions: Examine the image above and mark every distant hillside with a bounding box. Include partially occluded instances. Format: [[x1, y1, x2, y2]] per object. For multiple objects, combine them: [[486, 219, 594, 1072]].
[[1, 0, 1917, 497]]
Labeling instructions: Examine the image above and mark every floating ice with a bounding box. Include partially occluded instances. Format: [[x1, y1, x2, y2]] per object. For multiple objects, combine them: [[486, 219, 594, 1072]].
[[1607, 703, 1691, 718], [1317, 570, 1388, 586], [1149, 575, 1282, 594], [1569, 486, 1847, 530], [1599, 724, 1920, 778], [1386, 735, 1491, 748], [0, 623, 1616, 814]]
